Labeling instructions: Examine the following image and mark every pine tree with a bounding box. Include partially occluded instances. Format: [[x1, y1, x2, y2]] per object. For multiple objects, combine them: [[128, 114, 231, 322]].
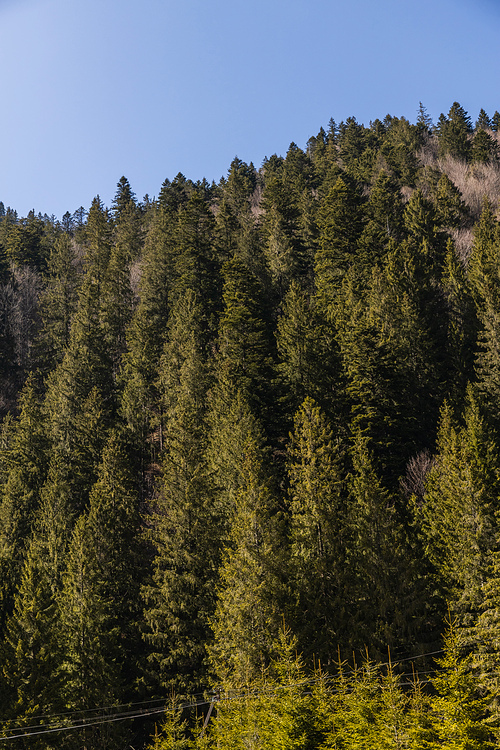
[[473, 551, 500, 725], [358, 170, 404, 269], [171, 191, 218, 322], [1, 552, 63, 747], [111, 175, 137, 221], [468, 203, 500, 435], [213, 257, 274, 418], [380, 116, 422, 186], [337, 116, 377, 182], [471, 129, 499, 165], [261, 142, 318, 293], [214, 157, 260, 274], [82, 196, 113, 306], [491, 111, 500, 132], [404, 189, 438, 248], [441, 239, 478, 408], [119, 203, 175, 481], [257, 626, 326, 750], [146, 701, 194, 750], [101, 179, 142, 375], [417, 102, 433, 132], [435, 174, 467, 229]]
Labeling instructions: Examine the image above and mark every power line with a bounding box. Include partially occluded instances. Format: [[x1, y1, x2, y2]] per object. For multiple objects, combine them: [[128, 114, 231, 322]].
[[0, 645, 450, 743], [0, 699, 211, 743]]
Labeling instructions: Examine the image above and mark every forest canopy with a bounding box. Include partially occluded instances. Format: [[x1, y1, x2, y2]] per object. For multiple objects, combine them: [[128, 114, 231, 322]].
[[2, 102, 500, 748]]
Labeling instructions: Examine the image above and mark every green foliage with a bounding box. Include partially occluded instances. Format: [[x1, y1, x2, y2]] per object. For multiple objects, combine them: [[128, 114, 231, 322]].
[[37, 232, 79, 368], [0, 375, 48, 632], [316, 177, 364, 302], [337, 117, 377, 182], [287, 397, 349, 661], [348, 431, 420, 654], [471, 129, 499, 164], [143, 290, 217, 695], [441, 240, 478, 406], [4, 104, 500, 746], [473, 551, 500, 724], [58, 432, 142, 749], [358, 170, 404, 265], [417, 392, 500, 620], [468, 204, 500, 434], [429, 616, 493, 750], [437, 102, 473, 161], [208, 427, 282, 685], [379, 116, 422, 185], [2, 210, 49, 271], [214, 257, 274, 416], [147, 701, 195, 750], [275, 281, 337, 418]]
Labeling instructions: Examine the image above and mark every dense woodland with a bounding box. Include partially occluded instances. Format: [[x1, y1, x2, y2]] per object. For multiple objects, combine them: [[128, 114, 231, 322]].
[[2, 102, 500, 747]]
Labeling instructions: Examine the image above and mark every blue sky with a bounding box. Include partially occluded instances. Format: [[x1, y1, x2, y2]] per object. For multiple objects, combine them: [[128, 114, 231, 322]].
[[0, 0, 498, 218]]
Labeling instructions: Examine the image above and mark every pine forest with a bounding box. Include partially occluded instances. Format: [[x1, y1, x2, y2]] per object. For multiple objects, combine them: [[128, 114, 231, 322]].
[[3, 102, 500, 748]]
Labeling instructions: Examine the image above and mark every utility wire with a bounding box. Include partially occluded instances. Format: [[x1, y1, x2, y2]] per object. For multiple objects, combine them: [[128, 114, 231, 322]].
[[0, 645, 450, 743], [0, 699, 212, 742]]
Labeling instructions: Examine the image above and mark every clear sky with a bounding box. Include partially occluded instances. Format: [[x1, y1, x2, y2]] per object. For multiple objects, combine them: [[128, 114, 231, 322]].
[[0, 0, 498, 218]]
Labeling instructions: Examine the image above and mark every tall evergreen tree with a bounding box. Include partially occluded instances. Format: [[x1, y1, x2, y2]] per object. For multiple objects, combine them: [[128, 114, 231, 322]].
[[287, 397, 349, 662], [275, 280, 337, 420], [212, 257, 274, 418], [0, 375, 48, 634], [0, 459, 71, 739], [315, 176, 364, 314], [59, 432, 142, 750], [208, 427, 282, 685], [417, 392, 500, 623], [348, 431, 420, 655], [143, 290, 217, 695], [37, 231, 80, 370], [436, 102, 473, 161]]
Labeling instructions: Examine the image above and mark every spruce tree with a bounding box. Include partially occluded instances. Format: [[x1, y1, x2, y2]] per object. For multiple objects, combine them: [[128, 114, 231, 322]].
[[143, 290, 217, 695], [417, 392, 500, 623], [0, 457, 72, 741], [212, 257, 274, 419], [471, 129, 499, 164], [437, 102, 473, 161], [429, 617, 492, 749], [315, 176, 364, 314], [275, 280, 337, 420], [287, 397, 349, 662], [37, 231, 79, 370], [119, 203, 175, 482], [358, 170, 404, 269], [468, 202, 500, 435], [349, 430, 420, 655], [59, 432, 142, 750], [476, 108, 491, 131], [208, 422, 282, 685], [0, 375, 48, 634]]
